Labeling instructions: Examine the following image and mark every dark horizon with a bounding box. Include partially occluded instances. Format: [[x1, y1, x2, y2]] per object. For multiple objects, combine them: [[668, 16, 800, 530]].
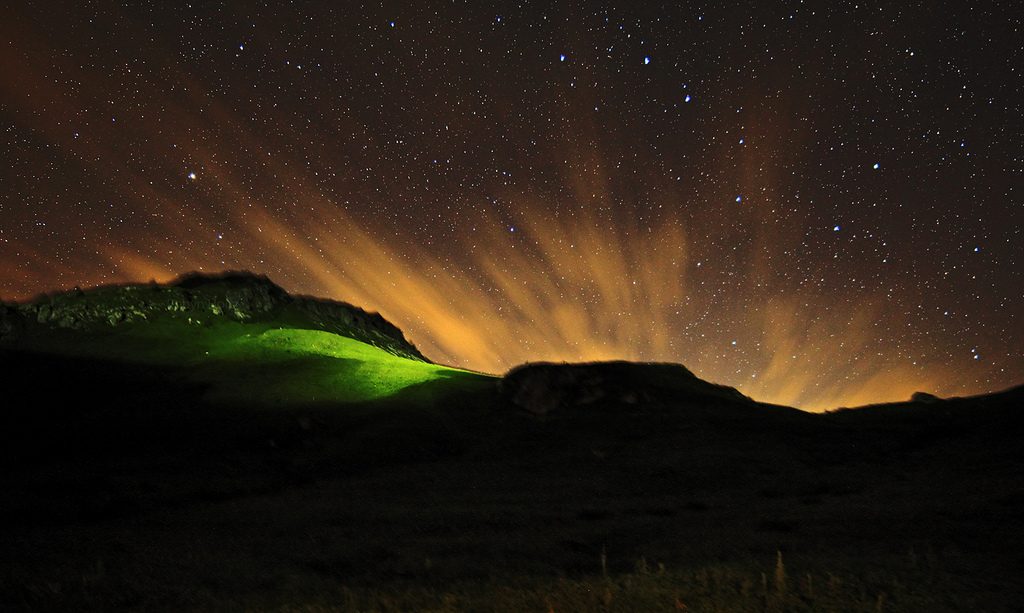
[[4, 269, 1024, 414]]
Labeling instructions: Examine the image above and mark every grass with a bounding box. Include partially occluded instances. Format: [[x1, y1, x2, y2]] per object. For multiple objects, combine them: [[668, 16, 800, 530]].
[[2, 549, 1005, 612], [205, 327, 487, 405], [269, 557, 983, 613], [7, 320, 492, 405]]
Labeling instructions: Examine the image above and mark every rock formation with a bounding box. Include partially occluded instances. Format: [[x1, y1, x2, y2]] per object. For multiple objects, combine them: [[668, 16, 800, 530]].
[[500, 360, 749, 415], [0, 271, 424, 361]]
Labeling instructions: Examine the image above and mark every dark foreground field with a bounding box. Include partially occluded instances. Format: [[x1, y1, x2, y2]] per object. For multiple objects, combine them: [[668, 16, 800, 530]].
[[1, 349, 1022, 612]]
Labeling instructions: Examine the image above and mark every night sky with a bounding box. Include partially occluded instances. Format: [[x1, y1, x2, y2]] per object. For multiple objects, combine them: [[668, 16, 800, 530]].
[[1, 2, 1021, 410]]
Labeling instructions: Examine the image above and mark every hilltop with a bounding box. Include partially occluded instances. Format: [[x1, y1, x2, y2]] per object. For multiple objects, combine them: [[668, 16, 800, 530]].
[[1, 271, 423, 360], [0, 272, 491, 407]]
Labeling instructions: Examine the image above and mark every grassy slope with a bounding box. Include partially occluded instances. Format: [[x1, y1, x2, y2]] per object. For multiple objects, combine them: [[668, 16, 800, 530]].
[[203, 326, 489, 405], [8, 321, 490, 405]]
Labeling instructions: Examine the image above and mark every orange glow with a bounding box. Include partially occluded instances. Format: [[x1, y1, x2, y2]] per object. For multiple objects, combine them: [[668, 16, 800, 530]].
[[0, 175, 969, 410], [0, 12, 1007, 411]]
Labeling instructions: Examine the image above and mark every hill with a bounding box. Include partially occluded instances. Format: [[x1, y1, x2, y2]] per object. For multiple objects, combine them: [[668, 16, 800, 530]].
[[1, 274, 1022, 611], [2, 271, 421, 360], [0, 272, 487, 405]]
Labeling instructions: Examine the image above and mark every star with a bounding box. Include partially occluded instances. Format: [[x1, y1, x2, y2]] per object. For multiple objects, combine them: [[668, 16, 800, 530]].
[[187, 171, 197, 181]]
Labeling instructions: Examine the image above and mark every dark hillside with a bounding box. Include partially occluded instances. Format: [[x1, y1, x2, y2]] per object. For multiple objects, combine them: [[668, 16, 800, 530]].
[[0, 277, 1022, 610]]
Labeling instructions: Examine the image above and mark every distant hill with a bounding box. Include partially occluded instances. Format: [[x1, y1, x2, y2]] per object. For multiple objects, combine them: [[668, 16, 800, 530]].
[[501, 360, 754, 415]]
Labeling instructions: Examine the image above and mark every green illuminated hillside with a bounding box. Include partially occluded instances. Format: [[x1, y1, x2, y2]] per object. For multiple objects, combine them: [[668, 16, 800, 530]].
[[0, 272, 492, 405]]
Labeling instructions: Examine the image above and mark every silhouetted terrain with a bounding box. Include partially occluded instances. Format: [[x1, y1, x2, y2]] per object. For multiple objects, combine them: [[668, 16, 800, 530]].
[[1, 275, 1022, 611]]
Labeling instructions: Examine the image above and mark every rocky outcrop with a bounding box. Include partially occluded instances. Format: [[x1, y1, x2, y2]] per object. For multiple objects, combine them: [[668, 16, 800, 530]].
[[500, 360, 749, 415], [0, 271, 424, 360], [910, 391, 942, 403]]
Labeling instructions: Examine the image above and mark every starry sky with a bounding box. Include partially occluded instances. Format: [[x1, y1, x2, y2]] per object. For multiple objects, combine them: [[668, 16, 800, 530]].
[[1, 1, 1021, 410]]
